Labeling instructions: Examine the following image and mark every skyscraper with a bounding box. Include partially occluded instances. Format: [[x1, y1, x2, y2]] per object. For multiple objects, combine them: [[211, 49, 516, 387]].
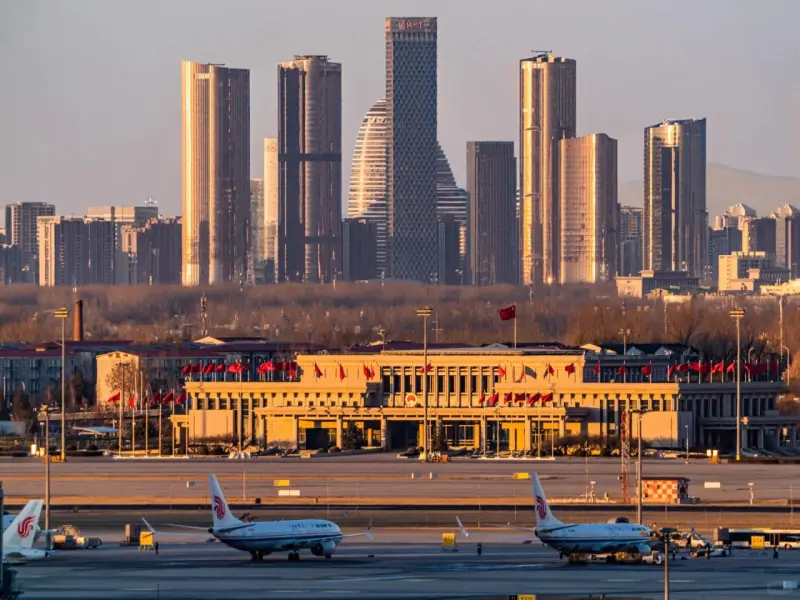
[[773, 204, 800, 277], [249, 178, 265, 281], [277, 55, 342, 283], [519, 53, 577, 286], [558, 134, 618, 284], [643, 118, 707, 277], [619, 206, 644, 277], [342, 218, 378, 281], [263, 138, 279, 282], [120, 218, 183, 285], [348, 97, 466, 280], [4, 201, 55, 283], [466, 141, 517, 286], [385, 17, 438, 282], [181, 60, 250, 286]]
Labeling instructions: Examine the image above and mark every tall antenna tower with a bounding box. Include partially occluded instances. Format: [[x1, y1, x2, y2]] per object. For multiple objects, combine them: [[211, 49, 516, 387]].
[[620, 410, 631, 503]]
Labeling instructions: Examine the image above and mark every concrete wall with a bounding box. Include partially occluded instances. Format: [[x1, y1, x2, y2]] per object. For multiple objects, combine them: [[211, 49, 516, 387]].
[[190, 409, 234, 440]]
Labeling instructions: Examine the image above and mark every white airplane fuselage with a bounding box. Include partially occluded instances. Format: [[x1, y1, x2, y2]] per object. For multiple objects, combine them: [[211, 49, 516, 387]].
[[214, 519, 343, 555], [537, 522, 653, 555]]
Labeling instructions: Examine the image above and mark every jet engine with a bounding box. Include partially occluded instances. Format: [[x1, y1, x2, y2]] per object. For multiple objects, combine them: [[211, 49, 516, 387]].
[[636, 543, 652, 556], [311, 540, 337, 557]]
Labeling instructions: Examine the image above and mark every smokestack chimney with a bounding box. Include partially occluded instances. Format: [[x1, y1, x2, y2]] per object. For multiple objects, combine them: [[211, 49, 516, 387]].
[[73, 299, 84, 341]]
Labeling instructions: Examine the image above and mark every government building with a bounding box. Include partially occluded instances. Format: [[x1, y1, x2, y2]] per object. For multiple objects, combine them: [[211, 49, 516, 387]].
[[173, 341, 795, 454]]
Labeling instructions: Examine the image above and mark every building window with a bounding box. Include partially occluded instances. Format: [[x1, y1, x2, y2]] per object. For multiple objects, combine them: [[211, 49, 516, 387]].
[[459, 375, 466, 394], [219, 398, 228, 410]]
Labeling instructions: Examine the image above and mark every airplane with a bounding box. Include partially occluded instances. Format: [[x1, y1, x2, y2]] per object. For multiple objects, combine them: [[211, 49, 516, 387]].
[[457, 473, 663, 564], [3, 499, 51, 562], [143, 473, 372, 562], [3, 510, 44, 539]]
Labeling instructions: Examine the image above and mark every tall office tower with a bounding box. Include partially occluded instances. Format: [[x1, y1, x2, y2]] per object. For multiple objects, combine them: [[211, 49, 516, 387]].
[[263, 138, 279, 283], [619, 206, 643, 240], [342, 218, 378, 281], [773, 204, 800, 277], [83, 219, 117, 285], [181, 60, 250, 286], [707, 226, 742, 283], [742, 216, 776, 256], [435, 148, 468, 280], [348, 98, 390, 275], [349, 97, 465, 280], [0, 245, 23, 284], [385, 17, 438, 282], [643, 118, 707, 277], [277, 56, 342, 283], [519, 53, 577, 286], [249, 179, 265, 282], [715, 203, 756, 230], [466, 141, 517, 286], [436, 215, 461, 285], [557, 134, 618, 284], [120, 218, 183, 285], [4, 201, 55, 283]]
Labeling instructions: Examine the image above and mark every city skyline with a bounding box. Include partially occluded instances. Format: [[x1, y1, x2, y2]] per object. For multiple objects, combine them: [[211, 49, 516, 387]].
[[3, 1, 798, 219]]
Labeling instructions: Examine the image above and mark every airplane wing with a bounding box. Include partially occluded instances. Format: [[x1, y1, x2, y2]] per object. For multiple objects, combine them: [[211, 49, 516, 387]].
[[142, 518, 213, 540], [339, 520, 373, 540], [455, 517, 539, 544]]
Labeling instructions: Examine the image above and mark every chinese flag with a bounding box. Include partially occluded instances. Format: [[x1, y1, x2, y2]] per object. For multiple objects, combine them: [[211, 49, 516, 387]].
[[544, 364, 555, 378], [541, 392, 554, 403], [128, 395, 136, 408], [593, 362, 601, 374], [161, 391, 174, 405], [181, 364, 191, 375], [527, 393, 541, 406], [417, 363, 433, 374], [314, 363, 323, 378], [176, 392, 187, 405], [363, 364, 371, 378], [488, 393, 499, 407], [503, 392, 512, 404], [641, 363, 652, 377], [711, 361, 724, 374], [617, 364, 626, 376], [514, 393, 526, 403], [478, 393, 486, 405], [289, 363, 297, 380], [107, 392, 120, 403], [498, 305, 516, 321], [726, 362, 735, 373], [565, 363, 576, 375], [668, 363, 676, 379], [150, 392, 161, 407], [498, 365, 507, 379], [215, 363, 225, 373], [338, 364, 346, 381], [368, 366, 376, 379]]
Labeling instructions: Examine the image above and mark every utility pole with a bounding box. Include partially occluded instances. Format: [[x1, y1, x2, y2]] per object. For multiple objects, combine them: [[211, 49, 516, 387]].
[[54, 307, 70, 462], [630, 407, 648, 524], [416, 307, 433, 460], [730, 308, 745, 461], [39, 405, 54, 530]]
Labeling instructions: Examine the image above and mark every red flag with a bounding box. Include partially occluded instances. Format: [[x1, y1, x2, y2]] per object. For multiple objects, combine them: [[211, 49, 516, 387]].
[[668, 363, 676, 379], [744, 363, 752, 375], [497, 365, 507, 379], [107, 392, 120, 403], [181, 364, 191, 375], [503, 392, 512, 404], [288, 362, 297, 380], [417, 363, 432, 374], [363, 364, 371, 378], [498, 305, 516, 321], [215, 363, 225, 373], [175, 391, 187, 405], [338, 364, 346, 381], [514, 393, 526, 403], [478, 393, 486, 405], [641, 363, 652, 377], [514, 366, 526, 383], [676, 363, 689, 373], [593, 362, 601, 374], [314, 363, 323, 378], [565, 363, 576, 375], [711, 361, 724, 374], [527, 392, 541, 406], [617, 363, 626, 376], [202, 363, 214, 375], [161, 391, 174, 405], [541, 392, 554, 403], [150, 391, 161, 407], [544, 364, 555, 378], [127, 394, 136, 408], [227, 362, 241, 373], [726, 362, 735, 373], [488, 393, 499, 407], [191, 363, 202, 374], [368, 366, 376, 379]]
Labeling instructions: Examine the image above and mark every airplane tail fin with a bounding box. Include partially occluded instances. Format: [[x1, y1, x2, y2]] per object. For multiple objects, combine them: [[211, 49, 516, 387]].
[[531, 473, 563, 528], [209, 474, 242, 529], [3, 500, 43, 549]]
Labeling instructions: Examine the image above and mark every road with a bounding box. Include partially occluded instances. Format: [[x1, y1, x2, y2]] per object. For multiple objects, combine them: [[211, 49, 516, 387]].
[[0, 455, 796, 506]]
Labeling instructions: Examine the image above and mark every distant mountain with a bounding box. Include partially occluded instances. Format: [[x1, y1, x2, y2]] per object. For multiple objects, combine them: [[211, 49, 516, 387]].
[[620, 163, 800, 219]]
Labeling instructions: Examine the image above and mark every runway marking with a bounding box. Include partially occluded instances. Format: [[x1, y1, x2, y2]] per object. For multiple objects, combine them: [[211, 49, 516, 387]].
[[331, 575, 435, 583], [605, 579, 640, 582], [120, 588, 157, 592]]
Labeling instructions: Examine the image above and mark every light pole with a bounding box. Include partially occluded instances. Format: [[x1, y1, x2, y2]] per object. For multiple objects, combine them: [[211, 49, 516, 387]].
[[630, 407, 648, 524], [39, 404, 55, 530], [684, 424, 689, 464], [730, 308, 745, 461], [416, 307, 433, 460], [782, 346, 791, 386], [660, 527, 676, 600], [54, 307, 70, 462], [378, 328, 386, 353], [619, 328, 631, 355]]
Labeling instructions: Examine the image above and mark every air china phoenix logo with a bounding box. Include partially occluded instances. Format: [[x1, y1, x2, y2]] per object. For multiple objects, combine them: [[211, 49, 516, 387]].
[[535, 495, 547, 520], [17, 516, 35, 539], [212, 495, 225, 520]]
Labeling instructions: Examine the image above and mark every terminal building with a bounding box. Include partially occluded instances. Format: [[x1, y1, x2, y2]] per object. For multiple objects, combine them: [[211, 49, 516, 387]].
[[174, 341, 795, 454]]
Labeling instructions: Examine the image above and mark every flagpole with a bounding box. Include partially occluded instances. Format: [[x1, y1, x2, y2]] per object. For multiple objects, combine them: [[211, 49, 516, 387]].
[[514, 307, 517, 349], [158, 387, 162, 457], [118, 362, 124, 456], [144, 381, 149, 457], [171, 387, 176, 456]]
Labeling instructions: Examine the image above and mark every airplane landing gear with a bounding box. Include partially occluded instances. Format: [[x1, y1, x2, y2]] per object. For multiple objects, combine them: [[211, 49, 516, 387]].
[[250, 551, 264, 561], [288, 551, 300, 561]]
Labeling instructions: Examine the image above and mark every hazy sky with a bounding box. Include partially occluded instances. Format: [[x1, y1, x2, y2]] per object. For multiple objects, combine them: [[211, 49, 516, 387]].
[[2, 0, 799, 219]]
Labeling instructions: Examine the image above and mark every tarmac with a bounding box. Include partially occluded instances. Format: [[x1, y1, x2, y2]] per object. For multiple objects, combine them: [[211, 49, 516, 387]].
[[1, 455, 798, 506], [11, 529, 800, 600]]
